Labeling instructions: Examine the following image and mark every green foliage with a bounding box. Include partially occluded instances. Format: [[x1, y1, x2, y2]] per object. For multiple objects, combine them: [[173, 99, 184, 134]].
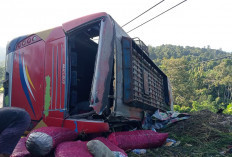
[[173, 105, 181, 111], [223, 103, 232, 114], [4, 95, 9, 107], [0, 61, 5, 89], [174, 105, 191, 113], [149, 44, 232, 114], [191, 100, 217, 113], [0, 87, 3, 93]]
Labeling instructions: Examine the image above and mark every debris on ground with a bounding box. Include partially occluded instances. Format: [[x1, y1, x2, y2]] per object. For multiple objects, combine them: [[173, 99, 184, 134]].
[[164, 138, 177, 147], [129, 110, 232, 157], [11, 110, 232, 157], [142, 110, 190, 130], [131, 149, 146, 155], [12, 129, 167, 157]]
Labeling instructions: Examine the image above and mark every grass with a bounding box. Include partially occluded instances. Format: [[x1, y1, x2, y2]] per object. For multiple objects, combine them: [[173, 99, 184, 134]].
[[128, 110, 232, 157]]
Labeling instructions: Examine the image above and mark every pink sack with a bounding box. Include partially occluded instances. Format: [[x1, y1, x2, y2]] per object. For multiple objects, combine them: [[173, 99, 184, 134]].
[[55, 141, 92, 157], [11, 137, 31, 157], [108, 130, 168, 150], [26, 127, 78, 156], [94, 137, 127, 156]]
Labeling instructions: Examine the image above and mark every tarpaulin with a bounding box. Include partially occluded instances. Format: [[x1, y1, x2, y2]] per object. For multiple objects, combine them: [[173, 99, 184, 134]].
[[143, 110, 190, 130]]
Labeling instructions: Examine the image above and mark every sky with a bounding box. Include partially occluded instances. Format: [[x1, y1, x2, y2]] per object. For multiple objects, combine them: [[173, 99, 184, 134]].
[[0, 0, 232, 54]]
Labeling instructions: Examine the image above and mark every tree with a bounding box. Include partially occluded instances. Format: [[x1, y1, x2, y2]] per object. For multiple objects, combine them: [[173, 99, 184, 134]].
[[160, 57, 194, 107], [149, 44, 232, 114]]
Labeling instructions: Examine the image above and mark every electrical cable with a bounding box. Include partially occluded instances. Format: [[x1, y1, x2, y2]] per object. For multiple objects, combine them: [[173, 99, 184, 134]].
[[122, 0, 165, 27], [127, 0, 187, 33]]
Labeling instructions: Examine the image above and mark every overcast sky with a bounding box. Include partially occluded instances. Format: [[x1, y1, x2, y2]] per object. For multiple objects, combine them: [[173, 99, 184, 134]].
[[0, 0, 232, 53]]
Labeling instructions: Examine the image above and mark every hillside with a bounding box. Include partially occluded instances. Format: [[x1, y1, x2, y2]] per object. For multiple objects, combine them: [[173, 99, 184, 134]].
[[148, 44, 232, 115], [149, 44, 230, 66]]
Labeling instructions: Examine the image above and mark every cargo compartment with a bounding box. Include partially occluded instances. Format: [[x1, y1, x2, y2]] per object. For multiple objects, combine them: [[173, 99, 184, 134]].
[[121, 37, 170, 111]]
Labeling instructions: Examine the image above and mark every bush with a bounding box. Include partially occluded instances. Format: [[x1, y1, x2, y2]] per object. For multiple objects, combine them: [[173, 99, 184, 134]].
[[223, 103, 232, 114], [174, 105, 191, 113]]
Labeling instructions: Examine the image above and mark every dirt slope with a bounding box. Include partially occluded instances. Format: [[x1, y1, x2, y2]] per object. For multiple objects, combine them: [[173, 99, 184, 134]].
[[128, 110, 232, 157]]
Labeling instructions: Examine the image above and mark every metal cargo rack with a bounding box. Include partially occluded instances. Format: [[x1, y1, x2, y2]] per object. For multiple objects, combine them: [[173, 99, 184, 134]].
[[122, 37, 170, 111], [133, 37, 149, 56]]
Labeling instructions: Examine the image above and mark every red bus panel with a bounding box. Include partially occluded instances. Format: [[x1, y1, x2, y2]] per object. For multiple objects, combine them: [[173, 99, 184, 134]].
[[12, 40, 45, 120]]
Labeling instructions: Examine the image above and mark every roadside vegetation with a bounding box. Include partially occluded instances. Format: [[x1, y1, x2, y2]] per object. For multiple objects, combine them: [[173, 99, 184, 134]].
[[149, 45, 232, 115], [0, 61, 4, 92], [128, 110, 232, 157], [128, 45, 232, 156]]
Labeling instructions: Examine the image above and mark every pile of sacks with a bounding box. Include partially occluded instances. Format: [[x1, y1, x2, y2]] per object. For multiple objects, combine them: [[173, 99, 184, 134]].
[[11, 127, 168, 157]]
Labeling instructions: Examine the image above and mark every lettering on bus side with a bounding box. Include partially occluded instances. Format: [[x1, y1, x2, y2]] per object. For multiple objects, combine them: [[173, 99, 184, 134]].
[[62, 64, 65, 84]]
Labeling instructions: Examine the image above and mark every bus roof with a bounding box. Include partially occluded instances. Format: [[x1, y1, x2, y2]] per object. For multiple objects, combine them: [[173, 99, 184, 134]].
[[7, 12, 108, 54]]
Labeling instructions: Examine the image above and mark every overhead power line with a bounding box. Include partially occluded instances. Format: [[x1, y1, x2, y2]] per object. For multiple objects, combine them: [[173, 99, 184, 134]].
[[167, 54, 232, 70], [127, 0, 188, 33], [122, 0, 165, 27]]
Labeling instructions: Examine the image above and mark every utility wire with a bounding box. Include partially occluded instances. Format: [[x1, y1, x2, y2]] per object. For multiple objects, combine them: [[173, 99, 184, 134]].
[[122, 0, 165, 27], [166, 54, 232, 70], [127, 0, 187, 33]]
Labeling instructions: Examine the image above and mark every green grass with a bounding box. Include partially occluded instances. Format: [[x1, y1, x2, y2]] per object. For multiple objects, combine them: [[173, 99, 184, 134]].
[[128, 132, 232, 157], [128, 110, 232, 157]]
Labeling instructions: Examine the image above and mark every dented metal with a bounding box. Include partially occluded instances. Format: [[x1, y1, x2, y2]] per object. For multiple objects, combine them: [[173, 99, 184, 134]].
[[90, 16, 115, 114], [4, 12, 173, 133]]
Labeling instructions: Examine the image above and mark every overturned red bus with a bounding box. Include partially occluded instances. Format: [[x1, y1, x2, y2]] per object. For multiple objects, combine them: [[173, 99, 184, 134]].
[[3, 12, 173, 134]]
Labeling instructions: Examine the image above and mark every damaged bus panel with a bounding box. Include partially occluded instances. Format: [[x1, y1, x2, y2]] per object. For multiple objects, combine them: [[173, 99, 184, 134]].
[[3, 12, 173, 134]]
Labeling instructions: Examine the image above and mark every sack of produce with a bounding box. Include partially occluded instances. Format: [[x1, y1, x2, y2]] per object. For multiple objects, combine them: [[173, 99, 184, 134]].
[[55, 141, 92, 157], [11, 137, 31, 157], [108, 130, 168, 151], [26, 127, 78, 156], [93, 137, 127, 156], [87, 140, 115, 157]]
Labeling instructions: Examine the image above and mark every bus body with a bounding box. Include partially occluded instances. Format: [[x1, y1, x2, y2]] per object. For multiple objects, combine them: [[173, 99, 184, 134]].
[[3, 12, 173, 134]]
